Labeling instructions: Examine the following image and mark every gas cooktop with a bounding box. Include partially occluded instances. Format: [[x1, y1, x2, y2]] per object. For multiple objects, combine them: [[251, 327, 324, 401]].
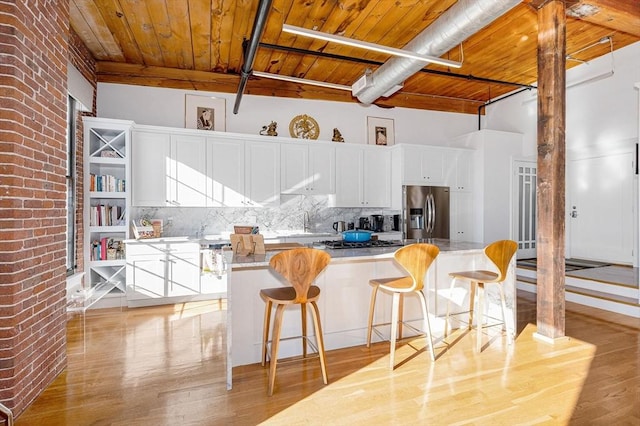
[[319, 239, 404, 249]]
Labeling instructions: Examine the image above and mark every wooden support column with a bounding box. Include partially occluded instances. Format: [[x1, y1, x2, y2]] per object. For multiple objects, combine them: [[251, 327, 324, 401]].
[[535, 0, 568, 342]]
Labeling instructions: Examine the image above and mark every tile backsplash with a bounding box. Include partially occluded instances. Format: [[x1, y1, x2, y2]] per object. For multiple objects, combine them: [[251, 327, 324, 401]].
[[132, 195, 399, 238]]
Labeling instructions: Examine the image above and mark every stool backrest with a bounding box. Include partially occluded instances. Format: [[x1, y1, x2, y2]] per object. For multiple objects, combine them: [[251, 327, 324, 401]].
[[484, 240, 518, 282], [394, 243, 440, 292], [269, 248, 331, 303]]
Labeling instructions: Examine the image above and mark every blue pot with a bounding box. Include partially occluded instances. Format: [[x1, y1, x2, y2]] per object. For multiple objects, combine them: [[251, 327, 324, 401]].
[[342, 230, 373, 242]]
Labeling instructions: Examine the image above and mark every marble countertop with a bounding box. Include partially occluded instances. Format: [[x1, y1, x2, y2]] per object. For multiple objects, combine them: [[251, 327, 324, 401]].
[[229, 239, 486, 269]]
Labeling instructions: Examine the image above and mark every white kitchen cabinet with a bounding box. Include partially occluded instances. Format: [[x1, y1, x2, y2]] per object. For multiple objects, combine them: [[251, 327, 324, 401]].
[[131, 129, 207, 207], [280, 142, 335, 194], [402, 145, 445, 185], [245, 141, 280, 207], [126, 241, 202, 306], [82, 117, 133, 306], [207, 136, 246, 207], [131, 129, 170, 206], [170, 134, 207, 206], [335, 145, 391, 207], [444, 149, 474, 192], [450, 192, 474, 241]]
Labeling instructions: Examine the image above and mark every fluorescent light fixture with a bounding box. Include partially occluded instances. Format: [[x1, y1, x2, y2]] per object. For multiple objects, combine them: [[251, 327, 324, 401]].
[[283, 24, 462, 69], [252, 70, 352, 91]]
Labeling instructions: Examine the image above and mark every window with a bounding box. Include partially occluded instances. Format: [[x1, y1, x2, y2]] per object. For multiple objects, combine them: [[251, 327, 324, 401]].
[[66, 95, 78, 274]]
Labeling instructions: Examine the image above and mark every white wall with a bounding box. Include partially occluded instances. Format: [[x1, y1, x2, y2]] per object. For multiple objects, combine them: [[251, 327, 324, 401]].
[[97, 84, 478, 147], [484, 41, 640, 157]]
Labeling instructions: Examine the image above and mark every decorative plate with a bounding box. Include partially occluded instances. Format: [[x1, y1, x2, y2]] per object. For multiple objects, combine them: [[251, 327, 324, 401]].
[[289, 114, 320, 140]]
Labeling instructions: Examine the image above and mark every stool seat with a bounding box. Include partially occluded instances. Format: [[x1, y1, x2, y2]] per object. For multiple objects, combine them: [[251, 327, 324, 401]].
[[260, 248, 330, 396], [446, 240, 517, 352], [260, 286, 321, 305]]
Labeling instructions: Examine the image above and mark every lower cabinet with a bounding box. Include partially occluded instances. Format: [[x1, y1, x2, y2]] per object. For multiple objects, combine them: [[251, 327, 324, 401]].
[[126, 241, 207, 306]]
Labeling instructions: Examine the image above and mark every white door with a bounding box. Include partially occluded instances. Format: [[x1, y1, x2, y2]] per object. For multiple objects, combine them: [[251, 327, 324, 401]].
[[568, 152, 635, 264], [513, 160, 537, 259]]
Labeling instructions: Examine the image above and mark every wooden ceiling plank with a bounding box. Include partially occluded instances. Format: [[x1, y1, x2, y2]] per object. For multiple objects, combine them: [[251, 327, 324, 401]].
[[71, 0, 125, 61], [227, 0, 259, 74], [93, 0, 145, 63], [286, 0, 388, 85], [150, 0, 196, 70], [189, 0, 212, 71], [274, 0, 341, 77], [569, 0, 640, 37], [251, 0, 293, 74], [211, 0, 236, 72], [116, 0, 165, 67]]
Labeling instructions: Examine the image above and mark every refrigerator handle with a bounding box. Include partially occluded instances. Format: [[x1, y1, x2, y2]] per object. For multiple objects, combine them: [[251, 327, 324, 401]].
[[424, 197, 430, 231], [430, 193, 436, 234]]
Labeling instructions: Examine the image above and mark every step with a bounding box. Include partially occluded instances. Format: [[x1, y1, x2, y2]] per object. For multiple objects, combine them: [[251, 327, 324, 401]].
[[516, 272, 640, 318]]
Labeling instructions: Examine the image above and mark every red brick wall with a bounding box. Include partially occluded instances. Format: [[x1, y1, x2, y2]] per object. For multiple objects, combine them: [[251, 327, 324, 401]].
[[0, 0, 71, 416]]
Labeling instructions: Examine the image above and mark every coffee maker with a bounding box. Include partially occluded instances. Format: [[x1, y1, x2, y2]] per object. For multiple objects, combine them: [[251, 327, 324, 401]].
[[358, 217, 370, 230], [370, 215, 384, 232]]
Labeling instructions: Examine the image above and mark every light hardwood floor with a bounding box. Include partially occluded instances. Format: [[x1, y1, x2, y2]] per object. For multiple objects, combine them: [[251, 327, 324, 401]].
[[15, 293, 640, 425]]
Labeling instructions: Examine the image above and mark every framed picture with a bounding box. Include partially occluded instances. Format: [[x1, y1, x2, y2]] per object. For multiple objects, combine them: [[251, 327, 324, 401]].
[[367, 116, 394, 146], [185, 95, 226, 131]]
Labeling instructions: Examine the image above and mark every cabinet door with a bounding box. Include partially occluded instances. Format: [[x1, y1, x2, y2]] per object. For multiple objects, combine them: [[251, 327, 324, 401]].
[[309, 144, 335, 194], [245, 141, 280, 207], [131, 130, 170, 206], [170, 134, 207, 206], [127, 256, 166, 300], [335, 145, 364, 207], [363, 148, 391, 207], [403, 145, 444, 185], [420, 146, 444, 183], [450, 192, 473, 241], [280, 143, 309, 194], [167, 250, 201, 296], [208, 137, 246, 207], [445, 149, 473, 191]]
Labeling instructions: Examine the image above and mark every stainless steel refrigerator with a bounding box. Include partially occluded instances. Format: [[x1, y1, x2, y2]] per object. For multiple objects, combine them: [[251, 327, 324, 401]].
[[403, 185, 450, 240]]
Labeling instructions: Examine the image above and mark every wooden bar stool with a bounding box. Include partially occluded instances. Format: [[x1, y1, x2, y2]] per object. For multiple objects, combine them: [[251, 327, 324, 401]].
[[366, 243, 440, 369], [260, 248, 331, 396], [446, 239, 517, 352]]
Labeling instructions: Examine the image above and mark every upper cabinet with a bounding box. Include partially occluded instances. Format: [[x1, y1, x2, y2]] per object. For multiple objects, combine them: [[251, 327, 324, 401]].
[[244, 141, 280, 207], [132, 128, 280, 208], [402, 145, 445, 185], [444, 149, 474, 192], [335, 144, 391, 208], [207, 136, 245, 207], [280, 142, 336, 195], [131, 129, 207, 207]]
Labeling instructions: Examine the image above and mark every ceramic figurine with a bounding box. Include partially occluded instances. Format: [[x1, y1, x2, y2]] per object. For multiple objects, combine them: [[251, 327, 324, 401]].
[[332, 128, 344, 142], [260, 121, 278, 136]]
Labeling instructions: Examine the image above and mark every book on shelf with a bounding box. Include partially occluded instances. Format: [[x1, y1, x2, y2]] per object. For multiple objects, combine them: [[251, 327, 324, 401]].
[[90, 173, 126, 192], [90, 204, 125, 226]]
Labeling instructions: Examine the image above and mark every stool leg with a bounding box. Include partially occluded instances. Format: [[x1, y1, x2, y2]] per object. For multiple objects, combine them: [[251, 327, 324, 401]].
[[366, 285, 379, 347], [476, 284, 484, 352], [497, 284, 512, 344], [468, 281, 477, 330], [261, 300, 272, 367], [268, 304, 285, 396], [309, 301, 329, 385], [417, 290, 435, 361], [398, 294, 404, 341], [389, 292, 401, 370], [301, 303, 308, 358], [445, 277, 456, 337]]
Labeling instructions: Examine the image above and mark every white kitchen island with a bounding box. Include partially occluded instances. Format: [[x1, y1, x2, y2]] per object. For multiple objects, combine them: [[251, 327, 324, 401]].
[[225, 239, 516, 389]]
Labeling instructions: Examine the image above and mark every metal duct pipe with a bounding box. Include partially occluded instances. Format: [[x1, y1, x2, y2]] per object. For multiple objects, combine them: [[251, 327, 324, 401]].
[[233, 0, 273, 114], [356, 0, 521, 105]]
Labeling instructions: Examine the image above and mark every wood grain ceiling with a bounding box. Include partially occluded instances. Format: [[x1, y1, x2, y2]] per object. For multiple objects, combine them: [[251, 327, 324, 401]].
[[71, 0, 639, 115]]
